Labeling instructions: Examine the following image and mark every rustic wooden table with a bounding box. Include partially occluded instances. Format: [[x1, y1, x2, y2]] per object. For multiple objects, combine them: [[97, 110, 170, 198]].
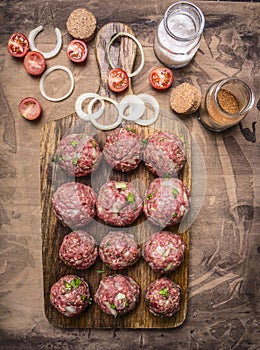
[[0, 0, 259, 349]]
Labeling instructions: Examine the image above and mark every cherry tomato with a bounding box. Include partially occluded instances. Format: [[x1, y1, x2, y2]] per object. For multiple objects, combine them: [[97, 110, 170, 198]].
[[7, 33, 30, 58], [18, 97, 42, 120], [108, 68, 129, 93], [23, 51, 46, 76], [149, 67, 174, 90], [67, 39, 88, 63]]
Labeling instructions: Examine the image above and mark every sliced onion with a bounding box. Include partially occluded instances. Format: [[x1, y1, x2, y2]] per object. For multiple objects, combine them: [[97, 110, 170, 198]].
[[75, 93, 105, 121], [118, 95, 145, 121], [135, 93, 160, 126], [29, 25, 62, 59], [107, 32, 145, 78], [39, 65, 74, 102], [88, 96, 122, 130]]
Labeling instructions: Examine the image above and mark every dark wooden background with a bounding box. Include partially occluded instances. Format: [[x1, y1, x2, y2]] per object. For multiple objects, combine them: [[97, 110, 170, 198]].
[[0, 0, 259, 349]]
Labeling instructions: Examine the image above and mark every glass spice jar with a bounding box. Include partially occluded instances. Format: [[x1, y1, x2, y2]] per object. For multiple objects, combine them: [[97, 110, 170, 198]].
[[153, 1, 205, 68], [198, 78, 255, 132]]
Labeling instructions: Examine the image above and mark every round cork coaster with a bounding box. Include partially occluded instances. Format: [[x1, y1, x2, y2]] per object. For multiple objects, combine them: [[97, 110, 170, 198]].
[[66, 8, 97, 41]]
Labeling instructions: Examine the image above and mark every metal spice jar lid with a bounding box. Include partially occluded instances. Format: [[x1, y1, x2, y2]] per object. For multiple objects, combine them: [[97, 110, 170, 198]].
[[170, 82, 202, 114], [66, 8, 97, 41]]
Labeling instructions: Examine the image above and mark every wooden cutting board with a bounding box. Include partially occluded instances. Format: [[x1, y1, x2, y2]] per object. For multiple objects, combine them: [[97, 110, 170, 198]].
[[40, 22, 191, 329]]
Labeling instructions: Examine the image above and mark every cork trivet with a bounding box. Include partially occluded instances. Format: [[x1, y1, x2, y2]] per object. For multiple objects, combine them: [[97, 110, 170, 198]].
[[66, 8, 97, 41], [170, 82, 202, 114]]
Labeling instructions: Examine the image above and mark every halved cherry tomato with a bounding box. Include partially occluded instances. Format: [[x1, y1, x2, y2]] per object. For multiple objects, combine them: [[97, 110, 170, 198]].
[[7, 33, 30, 58], [23, 51, 46, 76], [149, 67, 174, 90], [67, 39, 88, 63], [18, 97, 42, 120], [108, 68, 129, 93]]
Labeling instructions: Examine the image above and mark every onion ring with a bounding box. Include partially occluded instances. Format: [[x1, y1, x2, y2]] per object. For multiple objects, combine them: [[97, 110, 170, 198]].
[[107, 32, 145, 78], [39, 65, 75, 102], [118, 94, 145, 121], [75, 93, 105, 121], [135, 93, 160, 126], [29, 25, 62, 59], [88, 96, 122, 130]]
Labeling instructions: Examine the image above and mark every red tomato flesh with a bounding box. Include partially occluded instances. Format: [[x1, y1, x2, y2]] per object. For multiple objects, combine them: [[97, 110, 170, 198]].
[[67, 39, 88, 63], [7, 33, 30, 58], [23, 51, 46, 76], [108, 68, 129, 93], [18, 97, 42, 120], [149, 67, 174, 90]]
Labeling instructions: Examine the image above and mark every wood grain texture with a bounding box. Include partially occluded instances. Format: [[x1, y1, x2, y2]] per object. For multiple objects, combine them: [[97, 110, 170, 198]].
[[0, 0, 259, 349], [40, 22, 192, 329]]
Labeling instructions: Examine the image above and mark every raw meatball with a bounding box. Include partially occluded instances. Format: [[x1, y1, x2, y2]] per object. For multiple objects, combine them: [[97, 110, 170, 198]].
[[94, 274, 140, 317], [103, 127, 143, 172], [52, 182, 97, 228], [96, 181, 143, 226], [142, 131, 186, 177], [143, 177, 189, 227], [145, 277, 182, 317], [50, 275, 91, 317], [142, 231, 186, 273], [99, 231, 141, 270], [59, 230, 98, 270], [53, 134, 102, 177]]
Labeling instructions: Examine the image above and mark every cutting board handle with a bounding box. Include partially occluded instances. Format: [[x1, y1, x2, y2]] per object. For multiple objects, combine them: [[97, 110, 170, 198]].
[[95, 22, 137, 99]]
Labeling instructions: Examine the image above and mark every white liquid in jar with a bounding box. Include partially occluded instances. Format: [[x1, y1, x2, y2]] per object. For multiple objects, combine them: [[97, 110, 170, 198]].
[[154, 10, 202, 68]]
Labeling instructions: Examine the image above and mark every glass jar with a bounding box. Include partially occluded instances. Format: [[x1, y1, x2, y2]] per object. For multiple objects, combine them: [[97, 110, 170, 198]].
[[154, 1, 205, 68], [198, 78, 255, 132]]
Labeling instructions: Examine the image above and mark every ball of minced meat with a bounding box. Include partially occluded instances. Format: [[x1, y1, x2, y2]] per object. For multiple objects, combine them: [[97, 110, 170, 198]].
[[142, 231, 186, 273], [142, 131, 186, 177], [170, 82, 201, 114], [54, 134, 102, 177], [50, 275, 91, 317], [99, 231, 141, 270], [59, 230, 98, 270], [66, 8, 97, 41], [52, 182, 97, 228], [96, 181, 143, 226], [145, 277, 182, 317], [103, 127, 143, 172], [143, 177, 190, 227], [94, 274, 140, 317]]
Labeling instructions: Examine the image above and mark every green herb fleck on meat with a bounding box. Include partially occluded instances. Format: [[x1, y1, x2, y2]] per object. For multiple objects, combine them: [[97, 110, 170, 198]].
[[159, 287, 169, 298], [126, 127, 136, 133], [145, 298, 150, 305], [70, 140, 79, 147], [172, 188, 179, 198], [70, 278, 81, 288], [91, 140, 97, 148], [110, 303, 116, 309], [172, 212, 177, 218], [52, 154, 63, 163], [142, 139, 148, 147], [146, 193, 153, 200], [126, 192, 135, 204], [72, 157, 78, 166], [124, 298, 129, 307], [64, 281, 72, 291], [88, 297, 93, 305], [96, 270, 105, 274], [81, 294, 86, 301], [164, 173, 171, 179]]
